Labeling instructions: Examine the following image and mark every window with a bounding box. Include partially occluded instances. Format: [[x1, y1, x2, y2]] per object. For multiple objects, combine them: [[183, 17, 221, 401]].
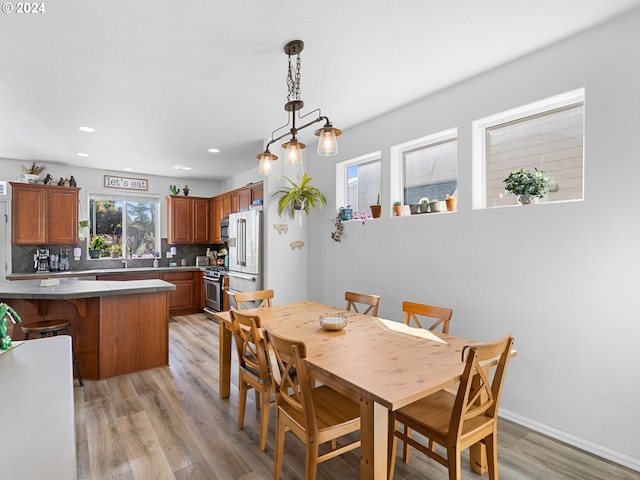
[[391, 128, 458, 206], [473, 88, 584, 208], [89, 194, 160, 258], [336, 152, 381, 215]]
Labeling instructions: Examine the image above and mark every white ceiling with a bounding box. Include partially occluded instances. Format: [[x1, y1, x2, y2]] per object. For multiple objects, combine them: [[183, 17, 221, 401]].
[[2, 0, 639, 181]]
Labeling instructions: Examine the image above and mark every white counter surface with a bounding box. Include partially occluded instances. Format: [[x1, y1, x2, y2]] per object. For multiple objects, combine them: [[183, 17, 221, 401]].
[[0, 278, 176, 299], [0, 336, 76, 479]]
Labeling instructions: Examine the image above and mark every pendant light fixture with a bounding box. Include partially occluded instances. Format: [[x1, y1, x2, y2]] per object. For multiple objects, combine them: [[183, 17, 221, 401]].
[[256, 40, 342, 175]]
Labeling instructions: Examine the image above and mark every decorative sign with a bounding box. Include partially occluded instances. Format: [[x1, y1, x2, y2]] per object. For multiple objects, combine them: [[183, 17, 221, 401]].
[[104, 175, 148, 191]]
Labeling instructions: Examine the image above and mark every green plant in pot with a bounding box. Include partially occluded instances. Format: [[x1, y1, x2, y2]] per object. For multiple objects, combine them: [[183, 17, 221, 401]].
[[503, 167, 549, 204], [107, 243, 122, 258], [89, 235, 105, 259], [271, 173, 327, 220], [370, 193, 382, 218]]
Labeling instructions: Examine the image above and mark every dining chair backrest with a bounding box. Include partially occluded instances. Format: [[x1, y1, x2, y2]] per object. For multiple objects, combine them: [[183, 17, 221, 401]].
[[263, 325, 317, 435], [234, 289, 274, 310], [345, 291, 380, 316], [229, 309, 270, 382], [450, 335, 514, 440], [402, 301, 453, 334]]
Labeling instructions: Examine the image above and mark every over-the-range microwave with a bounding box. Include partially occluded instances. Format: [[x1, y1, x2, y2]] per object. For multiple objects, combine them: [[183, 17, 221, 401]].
[[220, 218, 229, 242]]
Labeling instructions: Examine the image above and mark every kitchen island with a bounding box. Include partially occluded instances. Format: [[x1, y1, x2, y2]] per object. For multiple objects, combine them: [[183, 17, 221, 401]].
[[0, 278, 176, 379]]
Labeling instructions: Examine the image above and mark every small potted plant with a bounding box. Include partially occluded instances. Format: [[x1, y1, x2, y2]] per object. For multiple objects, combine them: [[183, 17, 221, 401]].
[[271, 173, 327, 220], [108, 243, 122, 258], [370, 193, 382, 218], [89, 235, 105, 259], [419, 197, 430, 213], [445, 194, 457, 211], [503, 167, 549, 204], [393, 201, 403, 217]]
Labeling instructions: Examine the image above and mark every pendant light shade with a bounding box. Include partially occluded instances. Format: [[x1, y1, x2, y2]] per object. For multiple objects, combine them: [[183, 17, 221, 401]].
[[314, 123, 342, 156], [256, 150, 278, 176], [282, 139, 306, 166]]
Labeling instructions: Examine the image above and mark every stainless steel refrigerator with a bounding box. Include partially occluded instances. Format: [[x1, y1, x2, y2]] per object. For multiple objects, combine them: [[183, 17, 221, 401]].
[[228, 209, 263, 306]]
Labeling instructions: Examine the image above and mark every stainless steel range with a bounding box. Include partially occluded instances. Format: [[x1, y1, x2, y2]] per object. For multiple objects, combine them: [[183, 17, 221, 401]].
[[203, 266, 228, 315]]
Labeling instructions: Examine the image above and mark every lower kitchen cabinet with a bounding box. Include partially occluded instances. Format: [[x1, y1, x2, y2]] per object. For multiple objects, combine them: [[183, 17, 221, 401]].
[[97, 270, 202, 316]]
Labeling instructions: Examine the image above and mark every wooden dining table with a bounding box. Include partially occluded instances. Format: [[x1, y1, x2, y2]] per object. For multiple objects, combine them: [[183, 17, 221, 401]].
[[213, 301, 496, 480]]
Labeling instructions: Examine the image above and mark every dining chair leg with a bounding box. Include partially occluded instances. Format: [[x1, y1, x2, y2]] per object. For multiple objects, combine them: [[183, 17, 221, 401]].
[[486, 431, 498, 480], [447, 445, 460, 480], [305, 441, 319, 480], [259, 387, 270, 451], [238, 381, 248, 429], [273, 413, 286, 480], [255, 389, 261, 410], [388, 415, 399, 480], [401, 425, 412, 463]]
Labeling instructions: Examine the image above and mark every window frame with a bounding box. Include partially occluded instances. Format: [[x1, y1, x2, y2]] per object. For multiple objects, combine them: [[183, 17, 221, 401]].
[[390, 127, 458, 207], [87, 191, 161, 259], [472, 88, 585, 209], [335, 151, 382, 214]]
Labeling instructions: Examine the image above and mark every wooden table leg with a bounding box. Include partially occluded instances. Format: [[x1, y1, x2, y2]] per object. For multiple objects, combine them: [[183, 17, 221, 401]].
[[360, 398, 388, 480], [219, 319, 232, 398]]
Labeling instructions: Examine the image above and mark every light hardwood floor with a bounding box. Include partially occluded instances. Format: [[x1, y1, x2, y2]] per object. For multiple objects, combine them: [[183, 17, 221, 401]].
[[74, 314, 639, 480]]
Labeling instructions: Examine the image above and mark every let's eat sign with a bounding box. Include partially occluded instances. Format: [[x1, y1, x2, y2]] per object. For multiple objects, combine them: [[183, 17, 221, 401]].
[[104, 175, 148, 191]]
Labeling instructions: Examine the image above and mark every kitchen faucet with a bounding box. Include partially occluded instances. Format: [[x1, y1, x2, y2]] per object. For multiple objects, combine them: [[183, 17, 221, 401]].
[[122, 236, 133, 268]]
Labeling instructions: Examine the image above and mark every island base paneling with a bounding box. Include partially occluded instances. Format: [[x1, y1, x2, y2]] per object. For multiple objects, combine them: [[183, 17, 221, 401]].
[[8, 291, 169, 380]]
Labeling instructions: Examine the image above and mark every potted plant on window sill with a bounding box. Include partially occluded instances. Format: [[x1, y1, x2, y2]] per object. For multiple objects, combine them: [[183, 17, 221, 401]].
[[370, 193, 382, 218], [271, 173, 327, 220], [393, 201, 403, 217], [89, 235, 105, 259], [108, 244, 122, 258], [503, 168, 549, 205]]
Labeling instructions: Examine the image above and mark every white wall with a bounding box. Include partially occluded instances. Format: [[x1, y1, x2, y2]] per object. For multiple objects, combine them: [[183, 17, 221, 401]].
[[0, 158, 224, 237], [305, 8, 640, 470]]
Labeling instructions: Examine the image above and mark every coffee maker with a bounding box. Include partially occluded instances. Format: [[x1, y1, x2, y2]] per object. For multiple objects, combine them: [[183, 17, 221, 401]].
[[35, 248, 50, 272]]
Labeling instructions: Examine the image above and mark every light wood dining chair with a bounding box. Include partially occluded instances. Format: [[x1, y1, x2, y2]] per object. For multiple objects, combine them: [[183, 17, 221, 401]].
[[229, 309, 273, 451], [263, 325, 361, 480], [402, 301, 453, 334], [388, 335, 515, 480], [234, 289, 274, 310], [345, 291, 380, 316]]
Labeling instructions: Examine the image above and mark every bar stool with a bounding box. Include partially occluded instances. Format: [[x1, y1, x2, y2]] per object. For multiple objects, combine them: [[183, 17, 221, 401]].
[[22, 319, 83, 386]]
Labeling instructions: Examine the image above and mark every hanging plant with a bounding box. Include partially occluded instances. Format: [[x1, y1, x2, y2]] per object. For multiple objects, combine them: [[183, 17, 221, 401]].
[[331, 209, 344, 242], [271, 173, 327, 220]]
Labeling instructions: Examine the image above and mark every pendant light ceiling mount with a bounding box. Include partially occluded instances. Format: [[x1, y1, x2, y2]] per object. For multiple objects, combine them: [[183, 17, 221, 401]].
[[257, 39, 342, 176]]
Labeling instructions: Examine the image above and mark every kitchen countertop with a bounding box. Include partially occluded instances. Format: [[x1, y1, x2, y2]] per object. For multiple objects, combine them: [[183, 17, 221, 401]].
[[8, 265, 207, 280], [0, 278, 176, 300]]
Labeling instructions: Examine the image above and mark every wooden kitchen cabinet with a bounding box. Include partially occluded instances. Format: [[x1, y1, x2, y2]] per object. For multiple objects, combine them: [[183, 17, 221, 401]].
[[222, 194, 231, 218], [11, 183, 79, 245], [97, 269, 202, 316], [251, 183, 263, 204], [210, 196, 224, 244], [166, 195, 210, 244]]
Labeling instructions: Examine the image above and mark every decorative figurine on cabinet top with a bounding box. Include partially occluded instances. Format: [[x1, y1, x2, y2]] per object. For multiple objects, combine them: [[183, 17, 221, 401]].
[[0, 303, 22, 351]]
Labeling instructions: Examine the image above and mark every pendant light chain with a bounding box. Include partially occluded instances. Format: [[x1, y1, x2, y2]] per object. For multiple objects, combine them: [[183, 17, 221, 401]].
[[287, 53, 302, 102]]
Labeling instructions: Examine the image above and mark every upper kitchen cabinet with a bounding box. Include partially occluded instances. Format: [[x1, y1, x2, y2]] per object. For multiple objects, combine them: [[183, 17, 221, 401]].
[[166, 195, 210, 244], [210, 196, 224, 244], [11, 183, 79, 245]]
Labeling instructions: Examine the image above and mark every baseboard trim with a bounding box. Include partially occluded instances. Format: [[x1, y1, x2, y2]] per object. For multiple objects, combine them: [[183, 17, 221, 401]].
[[499, 409, 640, 473]]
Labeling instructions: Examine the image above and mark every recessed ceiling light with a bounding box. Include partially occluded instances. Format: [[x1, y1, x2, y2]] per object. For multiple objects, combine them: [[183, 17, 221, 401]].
[[77, 153, 90, 157], [208, 148, 220, 153], [78, 126, 95, 133], [182, 166, 191, 170], [123, 167, 134, 171]]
